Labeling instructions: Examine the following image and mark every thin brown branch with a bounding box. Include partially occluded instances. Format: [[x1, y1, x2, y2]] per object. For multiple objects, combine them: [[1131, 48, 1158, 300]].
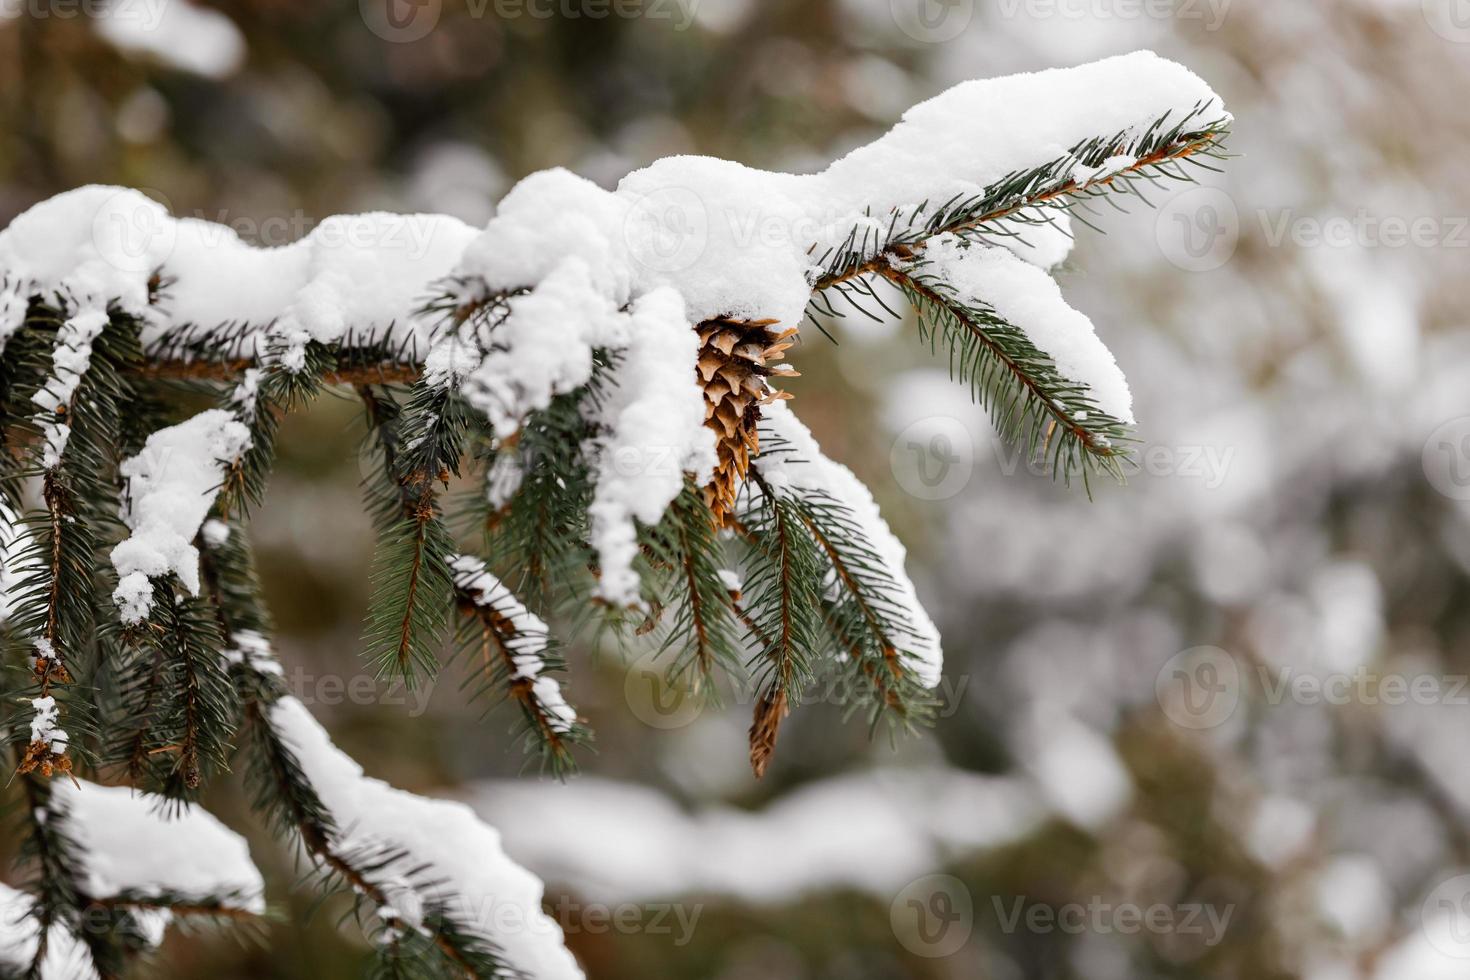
[[90, 896, 259, 920], [459, 595, 572, 763], [135, 359, 421, 385], [812, 131, 1222, 291]]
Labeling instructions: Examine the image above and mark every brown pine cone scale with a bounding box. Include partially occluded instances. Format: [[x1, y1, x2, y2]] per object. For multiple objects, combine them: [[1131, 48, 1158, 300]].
[[694, 317, 797, 525]]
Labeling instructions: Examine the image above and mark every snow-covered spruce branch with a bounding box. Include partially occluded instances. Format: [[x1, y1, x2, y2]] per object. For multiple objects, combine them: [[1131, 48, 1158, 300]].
[[2, 776, 264, 980], [208, 523, 577, 979], [0, 51, 1228, 977]]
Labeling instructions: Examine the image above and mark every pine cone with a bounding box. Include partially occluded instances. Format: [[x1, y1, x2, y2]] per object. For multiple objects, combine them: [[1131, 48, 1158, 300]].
[[695, 317, 797, 525]]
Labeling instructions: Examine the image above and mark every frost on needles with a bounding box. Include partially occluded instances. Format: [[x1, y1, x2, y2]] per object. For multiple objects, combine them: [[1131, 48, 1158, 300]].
[[0, 51, 1228, 979]]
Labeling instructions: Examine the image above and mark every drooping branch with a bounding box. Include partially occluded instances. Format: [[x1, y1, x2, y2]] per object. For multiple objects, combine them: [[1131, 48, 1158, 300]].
[[811, 124, 1227, 292]]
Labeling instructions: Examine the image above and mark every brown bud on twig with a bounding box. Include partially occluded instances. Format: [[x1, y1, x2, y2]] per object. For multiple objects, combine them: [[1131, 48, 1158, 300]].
[[748, 688, 789, 779]]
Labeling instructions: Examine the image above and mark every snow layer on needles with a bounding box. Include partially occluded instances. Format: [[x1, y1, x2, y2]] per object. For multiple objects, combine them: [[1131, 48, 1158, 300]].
[[462, 256, 626, 433], [809, 50, 1227, 254], [111, 409, 252, 622], [586, 288, 716, 605], [51, 779, 265, 911], [0, 188, 474, 366], [0, 185, 168, 314], [450, 555, 578, 733], [269, 696, 583, 980], [268, 213, 477, 371], [918, 234, 1135, 423], [753, 400, 944, 687]]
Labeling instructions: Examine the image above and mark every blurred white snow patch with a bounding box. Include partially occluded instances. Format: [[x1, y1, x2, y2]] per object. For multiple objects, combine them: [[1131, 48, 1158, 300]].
[[880, 367, 984, 439], [406, 142, 507, 228], [52, 779, 265, 911], [1017, 712, 1131, 832], [1308, 245, 1420, 394], [1373, 926, 1470, 980], [466, 767, 1045, 904], [690, 0, 752, 34], [1190, 522, 1270, 605], [1315, 855, 1391, 945], [1302, 961, 1357, 980], [658, 713, 760, 799], [1245, 795, 1316, 868], [1308, 561, 1383, 673], [1382, 696, 1470, 819], [115, 87, 170, 144], [95, 0, 246, 80], [842, 56, 914, 122]]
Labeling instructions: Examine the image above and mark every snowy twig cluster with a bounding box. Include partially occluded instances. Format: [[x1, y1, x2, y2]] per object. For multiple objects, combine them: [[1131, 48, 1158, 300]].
[[0, 51, 1226, 978]]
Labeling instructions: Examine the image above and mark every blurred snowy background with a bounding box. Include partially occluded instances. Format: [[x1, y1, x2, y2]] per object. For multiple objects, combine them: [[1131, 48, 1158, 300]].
[[4, 0, 1470, 977]]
